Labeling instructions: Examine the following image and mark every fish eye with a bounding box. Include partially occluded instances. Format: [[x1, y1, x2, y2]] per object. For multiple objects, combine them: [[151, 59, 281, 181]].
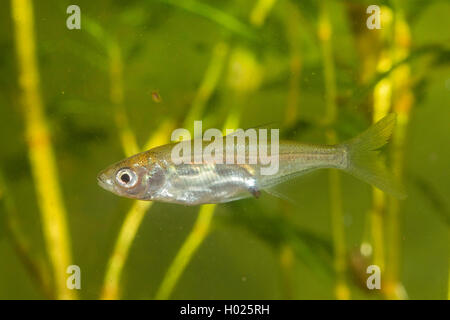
[[116, 168, 138, 188]]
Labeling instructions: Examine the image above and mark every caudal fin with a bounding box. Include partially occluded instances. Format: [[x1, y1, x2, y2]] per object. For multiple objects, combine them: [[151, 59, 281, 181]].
[[341, 114, 406, 199]]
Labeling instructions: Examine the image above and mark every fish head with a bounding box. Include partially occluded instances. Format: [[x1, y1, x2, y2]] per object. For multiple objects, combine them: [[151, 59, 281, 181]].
[[97, 153, 165, 200]]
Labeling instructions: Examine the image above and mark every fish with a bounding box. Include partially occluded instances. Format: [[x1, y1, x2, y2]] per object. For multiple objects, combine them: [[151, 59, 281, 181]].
[[97, 114, 406, 205]]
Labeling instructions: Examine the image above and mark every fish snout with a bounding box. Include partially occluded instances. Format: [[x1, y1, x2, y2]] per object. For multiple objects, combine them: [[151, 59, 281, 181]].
[[97, 171, 114, 192]]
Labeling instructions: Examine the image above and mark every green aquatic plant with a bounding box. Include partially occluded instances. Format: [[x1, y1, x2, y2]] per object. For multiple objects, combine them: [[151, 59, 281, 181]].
[[0, 170, 53, 298], [317, 0, 349, 300], [10, 0, 76, 300], [155, 43, 229, 299], [156, 0, 276, 300]]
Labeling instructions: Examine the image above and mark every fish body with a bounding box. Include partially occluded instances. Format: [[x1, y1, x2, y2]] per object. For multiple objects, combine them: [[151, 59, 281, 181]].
[[97, 114, 405, 205]]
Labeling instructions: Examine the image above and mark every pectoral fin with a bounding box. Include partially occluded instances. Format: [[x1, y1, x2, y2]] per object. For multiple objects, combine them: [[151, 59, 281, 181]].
[[249, 186, 261, 199]]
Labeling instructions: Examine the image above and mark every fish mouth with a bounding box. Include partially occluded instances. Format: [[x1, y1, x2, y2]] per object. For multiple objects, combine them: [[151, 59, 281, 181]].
[[97, 172, 114, 193]]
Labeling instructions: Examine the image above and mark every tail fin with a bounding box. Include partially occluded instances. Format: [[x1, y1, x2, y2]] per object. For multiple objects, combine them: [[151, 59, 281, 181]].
[[341, 114, 407, 199]]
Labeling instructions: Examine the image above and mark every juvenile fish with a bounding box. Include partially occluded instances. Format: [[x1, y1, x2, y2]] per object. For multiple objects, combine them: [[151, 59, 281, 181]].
[[97, 114, 405, 205]]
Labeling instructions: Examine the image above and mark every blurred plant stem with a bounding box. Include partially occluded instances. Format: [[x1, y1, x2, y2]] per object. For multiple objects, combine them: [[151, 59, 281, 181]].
[[279, 244, 295, 299], [0, 171, 53, 298], [369, 89, 390, 276], [277, 0, 302, 298], [96, 25, 176, 299], [282, 0, 302, 127], [326, 131, 349, 300], [101, 201, 152, 300], [155, 1, 273, 300], [100, 118, 175, 300], [102, 31, 229, 300], [357, 3, 410, 299], [159, 0, 257, 40], [368, 5, 395, 278], [250, 0, 277, 27], [369, 189, 386, 271], [345, 3, 390, 292], [318, 1, 337, 127], [109, 43, 139, 157], [156, 106, 239, 300], [155, 40, 233, 299], [155, 104, 244, 300], [448, 264, 450, 300], [155, 57, 225, 298], [223, 47, 262, 129], [83, 16, 140, 158], [318, 0, 349, 300], [155, 204, 216, 299], [183, 42, 229, 131], [11, 0, 76, 300], [384, 2, 412, 300]]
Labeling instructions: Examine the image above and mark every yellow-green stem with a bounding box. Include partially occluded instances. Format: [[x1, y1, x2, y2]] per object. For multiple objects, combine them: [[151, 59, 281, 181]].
[[156, 111, 239, 300], [279, 244, 295, 299], [109, 43, 139, 157], [318, 0, 337, 126], [155, 1, 275, 300], [184, 42, 229, 131], [101, 201, 153, 299], [100, 27, 178, 299], [155, 43, 232, 300], [250, 0, 277, 27], [0, 171, 53, 298], [370, 189, 386, 271], [448, 261, 450, 300], [319, 0, 349, 299], [371, 75, 392, 274], [155, 204, 216, 299], [384, 5, 412, 300], [283, 0, 302, 126], [100, 119, 175, 300], [327, 132, 349, 300], [368, 5, 395, 277], [11, 0, 76, 300]]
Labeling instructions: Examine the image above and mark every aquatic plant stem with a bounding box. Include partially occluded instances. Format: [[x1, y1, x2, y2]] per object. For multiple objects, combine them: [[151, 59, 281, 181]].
[[385, 5, 412, 300], [348, 3, 392, 287], [282, 0, 302, 127], [156, 1, 275, 299], [100, 119, 175, 300], [11, 0, 76, 300], [370, 11, 394, 271], [369, 189, 386, 271], [318, 0, 337, 127], [155, 118, 234, 299], [155, 41, 232, 300], [100, 40, 143, 300], [279, 244, 295, 299], [183, 42, 229, 130], [448, 264, 450, 300], [318, 0, 349, 299], [0, 171, 53, 298], [84, 18, 139, 157], [83, 19, 160, 299], [250, 0, 277, 27], [327, 132, 349, 300], [109, 43, 139, 157], [159, 0, 256, 40], [155, 204, 216, 299], [101, 200, 153, 299]]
